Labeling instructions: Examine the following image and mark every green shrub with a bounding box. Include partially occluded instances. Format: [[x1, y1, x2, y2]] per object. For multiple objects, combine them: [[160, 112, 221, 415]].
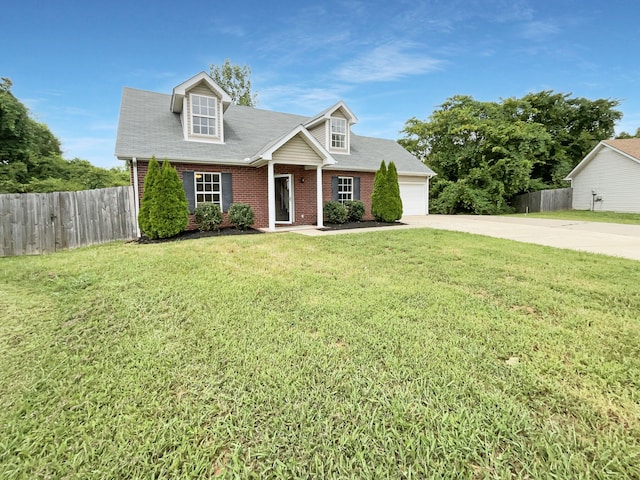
[[344, 200, 365, 222], [371, 160, 388, 222], [138, 156, 160, 236], [146, 160, 189, 239], [194, 203, 223, 231], [385, 161, 403, 221], [228, 203, 255, 230], [324, 201, 348, 224], [371, 160, 403, 222]]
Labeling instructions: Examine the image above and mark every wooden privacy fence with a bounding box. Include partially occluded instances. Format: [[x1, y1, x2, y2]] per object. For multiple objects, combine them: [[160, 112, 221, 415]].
[[0, 186, 137, 257], [513, 187, 573, 213]]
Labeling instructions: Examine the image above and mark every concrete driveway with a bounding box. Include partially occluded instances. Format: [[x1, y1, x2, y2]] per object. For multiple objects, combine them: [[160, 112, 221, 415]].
[[298, 215, 640, 261], [399, 215, 640, 261]]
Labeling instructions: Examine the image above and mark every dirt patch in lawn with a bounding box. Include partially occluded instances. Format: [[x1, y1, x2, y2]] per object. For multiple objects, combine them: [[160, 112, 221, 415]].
[[136, 227, 263, 244], [320, 220, 404, 231]]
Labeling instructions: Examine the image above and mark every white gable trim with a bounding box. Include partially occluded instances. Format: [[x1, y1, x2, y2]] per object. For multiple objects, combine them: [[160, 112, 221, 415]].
[[171, 71, 232, 113], [565, 141, 640, 180], [304, 101, 359, 129], [251, 125, 336, 166]]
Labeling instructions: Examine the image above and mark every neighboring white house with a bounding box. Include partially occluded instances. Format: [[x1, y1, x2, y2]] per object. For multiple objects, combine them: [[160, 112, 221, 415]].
[[564, 138, 640, 213]]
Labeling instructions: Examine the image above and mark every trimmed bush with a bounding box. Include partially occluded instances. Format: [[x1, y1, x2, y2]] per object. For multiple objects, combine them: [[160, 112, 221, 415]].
[[194, 202, 223, 231], [138, 156, 160, 236], [344, 200, 365, 222], [324, 201, 348, 224], [371, 160, 388, 222], [145, 160, 189, 238], [228, 203, 255, 230], [386, 161, 403, 221]]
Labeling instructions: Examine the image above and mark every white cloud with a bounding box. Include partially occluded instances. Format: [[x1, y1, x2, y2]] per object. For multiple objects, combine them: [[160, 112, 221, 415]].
[[520, 21, 560, 42], [333, 44, 443, 83]]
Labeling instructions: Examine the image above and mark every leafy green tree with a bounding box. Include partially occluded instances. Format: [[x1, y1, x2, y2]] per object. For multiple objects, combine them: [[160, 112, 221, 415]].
[[145, 160, 189, 239], [209, 59, 257, 107], [400, 95, 551, 214], [138, 157, 161, 236], [371, 160, 387, 221], [520, 91, 621, 185], [386, 161, 403, 221], [616, 128, 640, 139], [1, 78, 127, 193]]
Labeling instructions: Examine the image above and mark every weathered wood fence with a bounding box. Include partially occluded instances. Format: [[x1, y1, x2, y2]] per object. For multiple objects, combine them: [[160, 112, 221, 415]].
[[512, 187, 573, 213], [0, 186, 137, 256]]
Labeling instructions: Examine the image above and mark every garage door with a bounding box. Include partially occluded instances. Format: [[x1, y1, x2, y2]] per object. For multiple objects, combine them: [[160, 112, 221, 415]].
[[399, 183, 427, 215]]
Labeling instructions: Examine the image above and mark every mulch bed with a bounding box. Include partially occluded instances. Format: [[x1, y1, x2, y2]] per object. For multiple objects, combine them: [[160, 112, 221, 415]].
[[319, 220, 404, 231], [136, 227, 263, 244]]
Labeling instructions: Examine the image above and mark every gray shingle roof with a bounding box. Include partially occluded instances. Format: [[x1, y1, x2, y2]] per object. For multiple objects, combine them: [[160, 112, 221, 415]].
[[115, 87, 434, 176]]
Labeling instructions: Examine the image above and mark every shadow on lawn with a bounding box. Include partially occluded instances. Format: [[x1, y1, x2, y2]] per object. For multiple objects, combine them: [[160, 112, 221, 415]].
[[320, 220, 404, 231]]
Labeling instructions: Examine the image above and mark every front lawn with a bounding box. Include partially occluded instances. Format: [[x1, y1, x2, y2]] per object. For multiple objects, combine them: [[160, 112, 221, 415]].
[[509, 210, 640, 224], [1, 230, 639, 478]]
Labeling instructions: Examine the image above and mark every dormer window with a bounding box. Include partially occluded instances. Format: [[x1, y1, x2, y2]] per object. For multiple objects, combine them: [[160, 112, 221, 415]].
[[191, 94, 217, 136], [331, 117, 347, 150]]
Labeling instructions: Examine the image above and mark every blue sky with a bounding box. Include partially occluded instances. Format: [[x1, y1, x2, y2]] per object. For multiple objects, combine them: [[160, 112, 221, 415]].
[[2, 0, 639, 169]]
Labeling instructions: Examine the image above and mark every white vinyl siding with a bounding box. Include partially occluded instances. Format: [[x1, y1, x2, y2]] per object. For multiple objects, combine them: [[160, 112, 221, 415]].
[[195, 172, 222, 208], [272, 134, 324, 165], [571, 148, 640, 213], [186, 83, 223, 142]]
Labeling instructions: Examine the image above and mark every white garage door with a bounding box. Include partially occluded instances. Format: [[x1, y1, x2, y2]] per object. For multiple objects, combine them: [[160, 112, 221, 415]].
[[399, 183, 427, 215]]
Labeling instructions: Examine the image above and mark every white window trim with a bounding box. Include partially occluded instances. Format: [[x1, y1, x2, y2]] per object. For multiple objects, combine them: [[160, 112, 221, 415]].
[[330, 117, 348, 151], [190, 93, 218, 138], [194, 172, 222, 208], [338, 176, 353, 203]]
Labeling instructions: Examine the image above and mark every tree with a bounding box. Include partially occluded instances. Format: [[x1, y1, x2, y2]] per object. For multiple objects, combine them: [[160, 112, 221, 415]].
[[209, 59, 257, 107], [1, 78, 126, 193], [371, 160, 387, 221], [400, 96, 551, 214], [138, 157, 161, 236], [144, 160, 189, 239], [616, 128, 640, 139], [386, 161, 403, 221], [399, 91, 622, 214]]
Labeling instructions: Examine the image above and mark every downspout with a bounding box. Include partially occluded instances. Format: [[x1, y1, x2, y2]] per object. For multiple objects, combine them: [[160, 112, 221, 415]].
[[131, 157, 141, 237]]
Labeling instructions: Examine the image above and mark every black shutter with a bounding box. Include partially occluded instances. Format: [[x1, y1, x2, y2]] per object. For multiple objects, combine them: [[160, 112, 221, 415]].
[[182, 171, 195, 213], [222, 173, 233, 212], [353, 177, 360, 200], [331, 176, 339, 201]]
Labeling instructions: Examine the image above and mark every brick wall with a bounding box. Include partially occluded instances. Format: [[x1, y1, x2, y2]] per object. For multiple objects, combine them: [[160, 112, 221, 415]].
[[323, 170, 375, 221]]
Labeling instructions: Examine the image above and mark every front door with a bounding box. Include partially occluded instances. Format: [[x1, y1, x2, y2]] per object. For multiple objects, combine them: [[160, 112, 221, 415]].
[[275, 174, 293, 223]]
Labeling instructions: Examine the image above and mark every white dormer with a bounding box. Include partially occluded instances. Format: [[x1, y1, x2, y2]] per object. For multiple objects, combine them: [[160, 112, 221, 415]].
[[304, 101, 358, 155], [170, 72, 233, 144]]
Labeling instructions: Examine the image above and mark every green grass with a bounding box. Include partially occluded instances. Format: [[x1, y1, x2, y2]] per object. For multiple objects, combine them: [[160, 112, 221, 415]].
[[509, 210, 640, 225], [1, 230, 639, 479]]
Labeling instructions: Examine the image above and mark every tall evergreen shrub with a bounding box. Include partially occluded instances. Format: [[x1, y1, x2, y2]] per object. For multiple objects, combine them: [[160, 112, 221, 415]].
[[142, 160, 189, 239], [371, 160, 387, 221], [386, 161, 403, 221], [138, 156, 160, 236]]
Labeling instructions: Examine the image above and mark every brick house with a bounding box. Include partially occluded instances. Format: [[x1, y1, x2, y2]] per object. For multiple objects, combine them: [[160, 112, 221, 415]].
[[115, 72, 435, 231]]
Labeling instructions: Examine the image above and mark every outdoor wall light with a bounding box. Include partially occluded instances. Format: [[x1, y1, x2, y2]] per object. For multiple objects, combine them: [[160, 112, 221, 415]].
[[300, 177, 305, 183]]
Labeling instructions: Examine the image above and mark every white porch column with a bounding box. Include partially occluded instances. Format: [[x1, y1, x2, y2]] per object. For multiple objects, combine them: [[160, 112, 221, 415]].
[[268, 161, 276, 231], [316, 165, 324, 228]]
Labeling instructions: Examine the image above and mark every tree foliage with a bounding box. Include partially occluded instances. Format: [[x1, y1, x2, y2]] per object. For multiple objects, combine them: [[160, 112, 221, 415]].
[[616, 128, 640, 139], [139, 159, 189, 239], [371, 160, 403, 222], [209, 59, 257, 107], [0, 78, 128, 193], [399, 92, 622, 214], [371, 160, 387, 221]]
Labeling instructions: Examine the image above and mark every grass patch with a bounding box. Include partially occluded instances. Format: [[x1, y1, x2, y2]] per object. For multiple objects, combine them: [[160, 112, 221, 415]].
[[509, 210, 640, 225], [1, 230, 639, 478]]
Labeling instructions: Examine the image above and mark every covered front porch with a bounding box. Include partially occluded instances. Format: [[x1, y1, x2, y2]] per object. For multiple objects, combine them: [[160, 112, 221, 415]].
[[251, 125, 336, 232]]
